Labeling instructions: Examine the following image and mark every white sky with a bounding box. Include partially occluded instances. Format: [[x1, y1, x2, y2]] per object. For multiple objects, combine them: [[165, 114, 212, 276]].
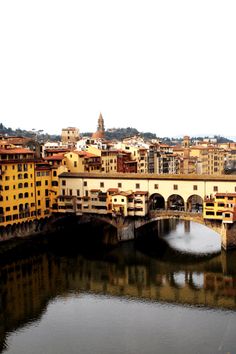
[[0, 0, 236, 138]]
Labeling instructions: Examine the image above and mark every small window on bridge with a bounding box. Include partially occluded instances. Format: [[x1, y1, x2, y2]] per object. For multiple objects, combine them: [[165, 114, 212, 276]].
[[193, 185, 198, 190], [136, 183, 140, 189], [218, 203, 224, 207], [213, 186, 218, 192], [216, 211, 222, 216], [173, 184, 178, 190], [206, 203, 214, 207], [206, 211, 214, 215], [154, 184, 159, 189]]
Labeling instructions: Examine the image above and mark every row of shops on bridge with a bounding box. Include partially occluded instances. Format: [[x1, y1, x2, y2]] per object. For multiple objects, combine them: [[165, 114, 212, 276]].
[[57, 175, 236, 223]]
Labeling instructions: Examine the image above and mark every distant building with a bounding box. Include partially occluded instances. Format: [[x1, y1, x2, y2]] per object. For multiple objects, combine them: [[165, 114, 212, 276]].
[[61, 127, 80, 146]]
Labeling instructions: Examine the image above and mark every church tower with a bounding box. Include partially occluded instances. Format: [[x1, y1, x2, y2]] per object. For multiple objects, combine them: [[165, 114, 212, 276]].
[[92, 113, 105, 139]]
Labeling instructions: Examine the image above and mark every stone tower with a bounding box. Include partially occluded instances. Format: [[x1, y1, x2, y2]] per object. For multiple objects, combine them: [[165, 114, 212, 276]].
[[92, 113, 105, 139]]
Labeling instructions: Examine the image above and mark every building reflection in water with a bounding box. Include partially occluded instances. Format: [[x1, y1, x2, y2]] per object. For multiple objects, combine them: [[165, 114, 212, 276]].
[[0, 220, 236, 352]]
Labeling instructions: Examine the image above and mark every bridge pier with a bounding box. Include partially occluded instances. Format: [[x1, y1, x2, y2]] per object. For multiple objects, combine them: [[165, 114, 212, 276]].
[[220, 223, 236, 250], [117, 221, 135, 242]]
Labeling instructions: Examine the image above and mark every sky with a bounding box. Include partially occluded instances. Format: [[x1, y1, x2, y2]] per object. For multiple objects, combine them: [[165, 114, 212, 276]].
[[0, 1, 236, 138]]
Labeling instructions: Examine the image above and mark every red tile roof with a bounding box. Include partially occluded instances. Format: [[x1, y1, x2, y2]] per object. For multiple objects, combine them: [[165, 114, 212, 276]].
[[0, 148, 34, 154]]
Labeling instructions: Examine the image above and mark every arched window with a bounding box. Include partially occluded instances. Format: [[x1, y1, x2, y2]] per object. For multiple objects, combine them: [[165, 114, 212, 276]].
[[19, 193, 23, 199], [18, 174, 23, 179], [24, 192, 29, 198], [24, 182, 28, 188], [24, 173, 28, 179], [18, 183, 23, 188]]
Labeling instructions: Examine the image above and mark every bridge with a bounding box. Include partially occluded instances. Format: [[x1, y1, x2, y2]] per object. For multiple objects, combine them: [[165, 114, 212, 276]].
[[84, 209, 235, 250], [57, 172, 236, 250]]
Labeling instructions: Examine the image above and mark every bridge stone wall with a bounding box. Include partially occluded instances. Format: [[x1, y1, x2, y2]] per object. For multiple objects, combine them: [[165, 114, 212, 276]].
[[87, 211, 236, 250]]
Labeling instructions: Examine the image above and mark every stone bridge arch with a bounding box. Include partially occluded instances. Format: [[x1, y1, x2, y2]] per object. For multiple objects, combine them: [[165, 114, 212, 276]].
[[149, 193, 165, 210], [167, 194, 185, 211], [186, 194, 203, 212], [76, 210, 235, 250]]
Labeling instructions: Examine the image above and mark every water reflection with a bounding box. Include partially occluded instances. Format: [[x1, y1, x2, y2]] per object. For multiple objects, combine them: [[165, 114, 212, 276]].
[[0, 220, 235, 353], [163, 220, 221, 254]]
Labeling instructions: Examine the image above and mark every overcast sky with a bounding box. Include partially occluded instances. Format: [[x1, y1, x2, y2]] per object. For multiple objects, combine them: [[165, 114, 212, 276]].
[[0, 0, 236, 138]]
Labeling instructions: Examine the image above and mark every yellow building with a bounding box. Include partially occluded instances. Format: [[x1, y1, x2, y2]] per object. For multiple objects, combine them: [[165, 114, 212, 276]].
[[35, 163, 52, 218], [44, 154, 67, 211], [0, 147, 58, 229], [0, 148, 36, 226], [203, 193, 236, 223]]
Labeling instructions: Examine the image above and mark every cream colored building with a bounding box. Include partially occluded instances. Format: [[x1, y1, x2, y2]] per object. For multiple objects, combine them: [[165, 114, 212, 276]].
[[57, 172, 236, 217]]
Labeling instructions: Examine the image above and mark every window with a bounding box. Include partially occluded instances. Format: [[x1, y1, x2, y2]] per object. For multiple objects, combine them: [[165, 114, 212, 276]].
[[84, 181, 87, 187], [36, 181, 41, 186], [136, 183, 140, 189], [206, 202, 214, 207], [173, 184, 178, 190], [5, 186, 9, 190], [6, 207, 10, 212], [18, 183, 23, 188], [53, 171, 57, 177], [77, 190, 80, 196], [206, 211, 214, 215], [37, 191, 40, 196], [17, 164, 22, 172], [118, 183, 122, 188], [154, 184, 159, 189], [100, 182, 104, 188], [45, 180, 48, 186], [45, 189, 49, 196], [24, 182, 28, 188], [69, 189, 72, 196], [74, 161, 77, 168], [24, 192, 29, 198], [193, 185, 198, 191], [213, 186, 218, 192], [5, 176, 10, 181], [62, 189, 65, 196], [114, 198, 117, 202], [121, 198, 124, 202], [38, 200, 41, 206], [62, 180, 66, 186]]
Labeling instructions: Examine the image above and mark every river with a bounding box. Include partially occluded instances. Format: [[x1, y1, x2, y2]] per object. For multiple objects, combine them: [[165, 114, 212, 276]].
[[0, 219, 236, 354]]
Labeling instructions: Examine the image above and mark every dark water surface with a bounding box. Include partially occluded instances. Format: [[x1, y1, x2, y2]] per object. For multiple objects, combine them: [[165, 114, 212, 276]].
[[0, 220, 236, 354]]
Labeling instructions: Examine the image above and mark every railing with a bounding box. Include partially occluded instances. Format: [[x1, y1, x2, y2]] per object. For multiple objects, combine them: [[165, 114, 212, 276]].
[[148, 209, 203, 220]]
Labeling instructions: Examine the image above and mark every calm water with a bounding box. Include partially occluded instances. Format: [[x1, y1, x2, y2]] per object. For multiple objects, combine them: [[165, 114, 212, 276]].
[[0, 220, 236, 354]]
